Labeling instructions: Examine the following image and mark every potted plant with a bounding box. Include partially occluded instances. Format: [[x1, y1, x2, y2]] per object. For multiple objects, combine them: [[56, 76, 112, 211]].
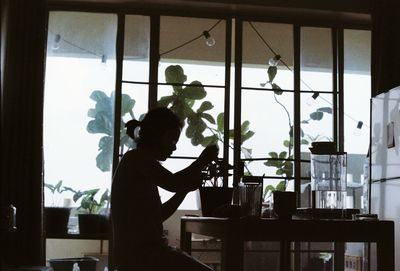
[[67, 188, 110, 235], [199, 160, 234, 217], [44, 180, 71, 234]]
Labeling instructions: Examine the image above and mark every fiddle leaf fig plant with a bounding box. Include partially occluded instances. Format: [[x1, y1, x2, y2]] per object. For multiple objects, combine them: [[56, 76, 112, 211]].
[[158, 65, 255, 151], [87, 90, 136, 172]]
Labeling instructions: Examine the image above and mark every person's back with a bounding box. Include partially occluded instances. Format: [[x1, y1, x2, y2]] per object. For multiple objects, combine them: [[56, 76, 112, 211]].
[[110, 107, 216, 271], [111, 149, 166, 268]]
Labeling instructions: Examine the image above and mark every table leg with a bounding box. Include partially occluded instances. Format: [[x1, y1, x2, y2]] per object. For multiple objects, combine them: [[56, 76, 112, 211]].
[[334, 242, 345, 271], [221, 235, 243, 271], [280, 240, 290, 271], [377, 238, 394, 271], [180, 220, 192, 254]]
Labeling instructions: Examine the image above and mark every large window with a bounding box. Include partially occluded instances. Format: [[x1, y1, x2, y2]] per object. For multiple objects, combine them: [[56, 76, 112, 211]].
[[44, 12, 370, 212]]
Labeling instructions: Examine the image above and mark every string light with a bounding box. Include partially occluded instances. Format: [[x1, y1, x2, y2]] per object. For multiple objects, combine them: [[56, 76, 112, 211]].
[[353, 121, 363, 136], [306, 92, 320, 106], [249, 21, 368, 131], [52, 34, 61, 50], [159, 20, 221, 57], [202, 31, 216, 47], [101, 54, 107, 64]]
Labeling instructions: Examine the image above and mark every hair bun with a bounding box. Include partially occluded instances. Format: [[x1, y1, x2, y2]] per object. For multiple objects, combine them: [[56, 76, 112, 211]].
[[125, 119, 141, 139]]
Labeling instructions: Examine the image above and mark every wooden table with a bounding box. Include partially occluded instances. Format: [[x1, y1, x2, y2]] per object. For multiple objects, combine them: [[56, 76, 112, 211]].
[[180, 216, 394, 271]]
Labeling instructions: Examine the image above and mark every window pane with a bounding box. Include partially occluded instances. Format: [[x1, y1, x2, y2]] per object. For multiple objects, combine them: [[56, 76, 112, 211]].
[[301, 27, 333, 91], [44, 11, 117, 208], [123, 15, 150, 82], [343, 29, 371, 212], [242, 21, 294, 90], [159, 16, 226, 85], [300, 92, 334, 152], [119, 83, 150, 156], [241, 90, 294, 159]]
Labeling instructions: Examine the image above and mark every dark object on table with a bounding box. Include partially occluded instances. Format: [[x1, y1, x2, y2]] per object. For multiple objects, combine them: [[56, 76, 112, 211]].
[[44, 207, 71, 234], [352, 213, 378, 221], [273, 191, 297, 220], [199, 187, 233, 217], [295, 208, 360, 219], [48, 257, 98, 271], [212, 204, 241, 218]]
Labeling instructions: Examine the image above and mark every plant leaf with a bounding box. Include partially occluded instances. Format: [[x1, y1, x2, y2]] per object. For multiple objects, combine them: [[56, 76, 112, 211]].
[[165, 65, 187, 84], [241, 147, 253, 159], [241, 131, 255, 143], [268, 152, 278, 158], [317, 107, 332, 114], [201, 113, 215, 124], [241, 120, 250, 134], [121, 94, 135, 116], [310, 111, 324, 121], [267, 66, 277, 83], [301, 139, 309, 145], [183, 81, 206, 100], [197, 101, 213, 112], [217, 113, 224, 132], [272, 83, 283, 95], [96, 136, 113, 172], [279, 151, 287, 159], [87, 111, 113, 136], [201, 135, 219, 147], [275, 180, 286, 191]]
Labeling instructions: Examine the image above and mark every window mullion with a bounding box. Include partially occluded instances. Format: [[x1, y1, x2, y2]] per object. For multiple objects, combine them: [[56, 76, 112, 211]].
[[112, 13, 125, 176], [233, 18, 243, 187], [332, 27, 339, 151], [223, 18, 232, 187], [293, 24, 301, 203], [149, 15, 160, 109], [338, 28, 345, 153]]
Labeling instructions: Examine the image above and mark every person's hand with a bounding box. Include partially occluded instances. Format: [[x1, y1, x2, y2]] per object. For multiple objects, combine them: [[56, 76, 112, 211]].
[[198, 144, 219, 167]]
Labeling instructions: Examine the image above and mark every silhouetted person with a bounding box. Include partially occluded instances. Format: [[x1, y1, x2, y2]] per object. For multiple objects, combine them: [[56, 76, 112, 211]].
[[111, 107, 217, 271]]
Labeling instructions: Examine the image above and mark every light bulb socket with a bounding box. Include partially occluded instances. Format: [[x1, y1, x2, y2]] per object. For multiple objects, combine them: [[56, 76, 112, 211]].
[[312, 92, 320, 99], [268, 54, 281, 66], [54, 34, 61, 43], [202, 31, 211, 39]]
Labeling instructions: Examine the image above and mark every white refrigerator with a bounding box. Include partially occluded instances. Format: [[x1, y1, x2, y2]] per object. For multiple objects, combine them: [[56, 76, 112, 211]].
[[370, 86, 400, 270]]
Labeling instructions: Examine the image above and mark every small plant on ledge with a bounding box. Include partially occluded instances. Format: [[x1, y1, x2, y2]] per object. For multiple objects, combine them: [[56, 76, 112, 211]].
[[64, 187, 110, 234]]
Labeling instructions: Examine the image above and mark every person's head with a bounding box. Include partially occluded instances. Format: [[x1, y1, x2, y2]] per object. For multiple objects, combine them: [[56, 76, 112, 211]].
[[125, 107, 183, 160]]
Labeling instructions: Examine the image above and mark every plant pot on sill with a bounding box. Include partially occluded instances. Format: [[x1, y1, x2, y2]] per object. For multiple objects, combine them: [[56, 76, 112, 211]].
[[44, 207, 71, 235], [78, 214, 109, 235], [199, 187, 233, 217]]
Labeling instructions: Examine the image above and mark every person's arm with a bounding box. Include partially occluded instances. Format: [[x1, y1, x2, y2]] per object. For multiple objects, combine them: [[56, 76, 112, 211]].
[[160, 191, 187, 221], [137, 145, 219, 192]]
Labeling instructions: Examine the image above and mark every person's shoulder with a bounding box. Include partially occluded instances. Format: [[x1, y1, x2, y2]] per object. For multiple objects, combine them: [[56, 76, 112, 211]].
[[122, 148, 155, 164]]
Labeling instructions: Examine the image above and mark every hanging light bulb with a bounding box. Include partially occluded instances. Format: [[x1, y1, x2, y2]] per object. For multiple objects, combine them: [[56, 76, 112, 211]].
[[353, 121, 363, 136], [306, 92, 320, 106], [52, 34, 61, 50], [268, 54, 281, 66], [101, 54, 107, 64], [202, 31, 216, 47]]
